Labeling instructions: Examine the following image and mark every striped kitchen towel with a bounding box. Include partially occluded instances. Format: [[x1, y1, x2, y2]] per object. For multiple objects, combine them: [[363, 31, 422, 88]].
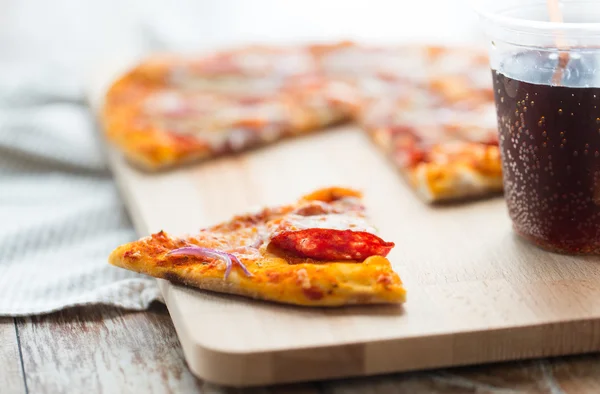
[[0, 62, 162, 316]]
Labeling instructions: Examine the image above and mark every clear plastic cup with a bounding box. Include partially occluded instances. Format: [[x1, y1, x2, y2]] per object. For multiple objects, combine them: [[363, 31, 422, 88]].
[[476, 1, 600, 254]]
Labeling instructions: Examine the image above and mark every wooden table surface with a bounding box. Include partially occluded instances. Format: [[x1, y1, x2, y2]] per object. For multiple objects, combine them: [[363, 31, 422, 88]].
[[2, 306, 600, 394]]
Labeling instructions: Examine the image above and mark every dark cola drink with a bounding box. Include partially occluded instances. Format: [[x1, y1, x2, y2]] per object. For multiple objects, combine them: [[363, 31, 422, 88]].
[[493, 50, 600, 253]]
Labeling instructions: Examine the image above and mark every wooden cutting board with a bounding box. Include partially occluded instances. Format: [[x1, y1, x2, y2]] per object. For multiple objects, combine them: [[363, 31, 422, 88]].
[[89, 60, 600, 388]]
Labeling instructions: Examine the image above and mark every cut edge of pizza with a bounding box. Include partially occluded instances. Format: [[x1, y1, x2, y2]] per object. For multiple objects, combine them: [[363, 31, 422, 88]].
[[109, 187, 406, 307]]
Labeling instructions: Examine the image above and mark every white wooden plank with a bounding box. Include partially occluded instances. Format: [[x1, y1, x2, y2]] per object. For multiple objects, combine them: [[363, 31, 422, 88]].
[[16, 305, 201, 394], [0, 318, 25, 394]]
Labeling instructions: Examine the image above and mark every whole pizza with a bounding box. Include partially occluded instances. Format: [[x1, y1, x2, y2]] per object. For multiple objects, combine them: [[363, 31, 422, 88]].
[[103, 42, 501, 203]]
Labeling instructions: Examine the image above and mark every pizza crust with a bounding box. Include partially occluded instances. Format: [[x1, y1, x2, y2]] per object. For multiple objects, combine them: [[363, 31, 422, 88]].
[[109, 239, 406, 307]]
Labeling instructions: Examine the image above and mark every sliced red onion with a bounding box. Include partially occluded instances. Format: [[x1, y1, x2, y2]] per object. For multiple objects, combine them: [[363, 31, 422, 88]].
[[225, 252, 252, 278], [167, 246, 252, 279]]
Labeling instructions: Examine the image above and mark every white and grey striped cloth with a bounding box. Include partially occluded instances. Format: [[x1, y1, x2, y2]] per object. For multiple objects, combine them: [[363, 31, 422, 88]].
[[0, 62, 162, 316], [0, 0, 180, 316]]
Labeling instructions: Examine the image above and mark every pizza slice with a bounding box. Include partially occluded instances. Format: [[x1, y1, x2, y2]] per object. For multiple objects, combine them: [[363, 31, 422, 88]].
[[109, 187, 406, 306], [369, 123, 502, 202], [357, 48, 503, 202], [102, 47, 359, 170]]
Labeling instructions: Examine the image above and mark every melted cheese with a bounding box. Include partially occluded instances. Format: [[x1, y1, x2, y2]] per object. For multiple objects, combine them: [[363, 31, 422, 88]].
[[148, 94, 290, 150], [274, 213, 377, 234]]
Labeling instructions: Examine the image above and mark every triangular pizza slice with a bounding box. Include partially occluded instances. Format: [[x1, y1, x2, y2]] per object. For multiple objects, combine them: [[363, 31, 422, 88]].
[[109, 187, 406, 306]]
